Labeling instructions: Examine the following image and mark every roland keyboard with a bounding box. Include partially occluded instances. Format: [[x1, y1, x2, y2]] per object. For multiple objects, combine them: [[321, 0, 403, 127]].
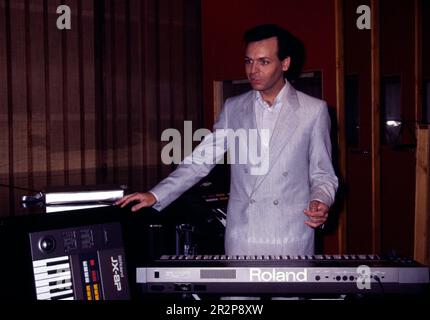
[[30, 222, 130, 300], [136, 254, 430, 295]]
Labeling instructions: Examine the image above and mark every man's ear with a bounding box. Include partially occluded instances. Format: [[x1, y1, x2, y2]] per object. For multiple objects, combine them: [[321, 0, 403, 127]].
[[281, 57, 291, 72]]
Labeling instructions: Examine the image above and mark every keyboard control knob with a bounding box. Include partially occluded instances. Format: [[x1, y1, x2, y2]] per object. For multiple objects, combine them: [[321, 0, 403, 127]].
[[38, 236, 56, 253]]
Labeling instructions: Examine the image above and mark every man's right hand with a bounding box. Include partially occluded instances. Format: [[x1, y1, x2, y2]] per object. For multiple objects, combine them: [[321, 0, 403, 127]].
[[115, 192, 157, 212]]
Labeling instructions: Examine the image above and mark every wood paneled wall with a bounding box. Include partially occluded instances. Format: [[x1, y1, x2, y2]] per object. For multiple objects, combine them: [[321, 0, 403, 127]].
[[343, 0, 429, 256], [0, 0, 203, 216]]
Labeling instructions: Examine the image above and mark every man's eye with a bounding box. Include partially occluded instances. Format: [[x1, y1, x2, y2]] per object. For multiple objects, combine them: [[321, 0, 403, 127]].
[[260, 60, 270, 65], [244, 59, 252, 64]]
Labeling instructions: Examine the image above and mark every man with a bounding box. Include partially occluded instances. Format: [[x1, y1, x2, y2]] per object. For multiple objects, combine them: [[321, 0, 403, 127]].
[[117, 24, 338, 256]]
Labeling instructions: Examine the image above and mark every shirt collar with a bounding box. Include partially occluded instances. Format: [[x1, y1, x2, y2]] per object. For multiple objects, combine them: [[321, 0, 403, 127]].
[[254, 81, 288, 111]]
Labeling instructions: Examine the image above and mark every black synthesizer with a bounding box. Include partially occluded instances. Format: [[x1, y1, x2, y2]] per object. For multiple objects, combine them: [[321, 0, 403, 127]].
[[136, 254, 429, 295], [29, 222, 130, 300]]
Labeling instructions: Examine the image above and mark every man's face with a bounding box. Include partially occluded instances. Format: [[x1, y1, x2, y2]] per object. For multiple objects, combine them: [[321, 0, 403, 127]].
[[245, 37, 290, 93]]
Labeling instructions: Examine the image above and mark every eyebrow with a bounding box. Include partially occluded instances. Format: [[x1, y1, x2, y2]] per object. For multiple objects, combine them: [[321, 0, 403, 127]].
[[244, 56, 271, 60]]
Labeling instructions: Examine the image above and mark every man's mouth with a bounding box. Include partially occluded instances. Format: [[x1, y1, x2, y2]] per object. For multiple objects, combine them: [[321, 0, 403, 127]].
[[250, 78, 262, 84]]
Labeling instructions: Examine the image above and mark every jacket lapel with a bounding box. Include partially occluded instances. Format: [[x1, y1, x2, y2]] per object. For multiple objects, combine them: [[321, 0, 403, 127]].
[[251, 82, 300, 194], [239, 93, 257, 131], [236, 93, 260, 191]]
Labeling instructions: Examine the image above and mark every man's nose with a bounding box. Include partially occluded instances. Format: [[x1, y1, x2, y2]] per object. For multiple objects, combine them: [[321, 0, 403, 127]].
[[250, 62, 259, 74]]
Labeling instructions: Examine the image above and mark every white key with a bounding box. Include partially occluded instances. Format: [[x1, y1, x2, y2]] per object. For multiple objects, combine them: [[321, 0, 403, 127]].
[[33, 263, 70, 275], [35, 273, 72, 288], [215, 216, 227, 227], [34, 270, 71, 281], [32, 256, 69, 267], [37, 289, 73, 300], [36, 281, 73, 294], [216, 208, 227, 217]]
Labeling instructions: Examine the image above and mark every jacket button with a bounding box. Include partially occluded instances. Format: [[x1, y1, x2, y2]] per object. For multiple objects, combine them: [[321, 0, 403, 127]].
[[250, 199, 256, 204], [273, 200, 279, 205], [244, 168, 249, 174], [282, 172, 288, 177]]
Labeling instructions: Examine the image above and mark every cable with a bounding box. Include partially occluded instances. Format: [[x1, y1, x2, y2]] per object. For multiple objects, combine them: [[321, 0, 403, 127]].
[[373, 275, 385, 295]]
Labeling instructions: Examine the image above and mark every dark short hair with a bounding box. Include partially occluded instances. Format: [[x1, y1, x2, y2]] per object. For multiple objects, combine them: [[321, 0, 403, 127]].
[[243, 24, 305, 80]]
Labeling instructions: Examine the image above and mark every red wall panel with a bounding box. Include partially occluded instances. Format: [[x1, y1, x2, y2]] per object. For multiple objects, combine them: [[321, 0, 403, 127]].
[[201, 0, 337, 127]]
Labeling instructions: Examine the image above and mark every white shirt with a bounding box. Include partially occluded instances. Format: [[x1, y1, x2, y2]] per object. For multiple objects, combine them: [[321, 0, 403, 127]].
[[254, 83, 288, 160]]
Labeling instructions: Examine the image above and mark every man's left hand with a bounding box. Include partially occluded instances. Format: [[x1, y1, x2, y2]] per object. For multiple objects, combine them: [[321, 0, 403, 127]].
[[304, 200, 329, 228]]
